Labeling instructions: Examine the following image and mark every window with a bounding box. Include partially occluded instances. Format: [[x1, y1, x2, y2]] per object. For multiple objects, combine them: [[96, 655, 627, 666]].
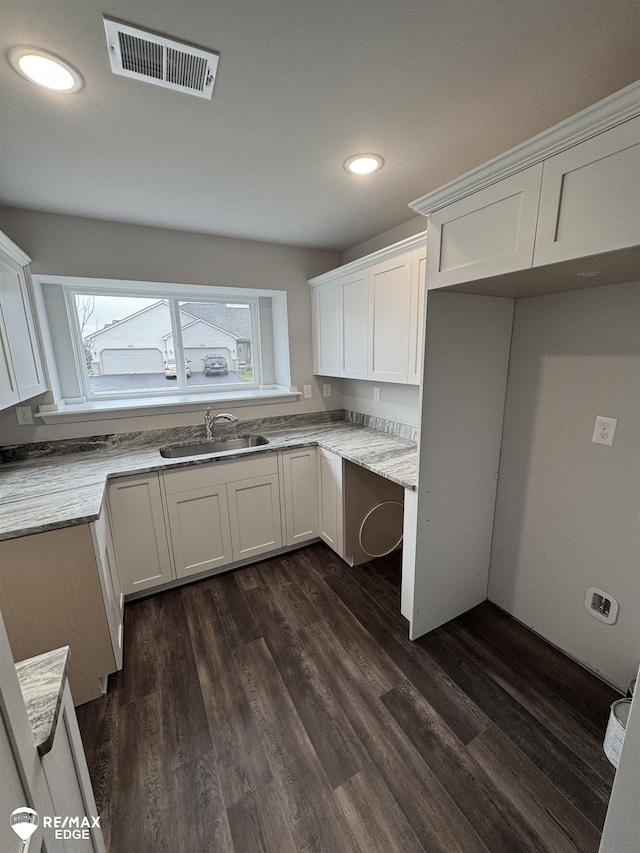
[[30, 275, 296, 421], [71, 292, 258, 398]]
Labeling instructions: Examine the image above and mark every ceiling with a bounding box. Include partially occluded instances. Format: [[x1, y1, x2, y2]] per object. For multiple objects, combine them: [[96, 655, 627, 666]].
[[0, 1, 638, 252]]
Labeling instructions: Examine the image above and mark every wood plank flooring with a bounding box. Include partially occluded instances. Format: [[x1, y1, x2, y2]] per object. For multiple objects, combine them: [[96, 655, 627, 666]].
[[76, 543, 617, 853]]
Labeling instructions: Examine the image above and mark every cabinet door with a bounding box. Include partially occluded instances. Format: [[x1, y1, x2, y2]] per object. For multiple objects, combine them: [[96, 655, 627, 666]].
[[340, 270, 369, 379], [427, 163, 543, 288], [0, 253, 45, 405], [368, 252, 413, 383], [0, 300, 19, 409], [41, 682, 106, 853], [107, 473, 173, 595], [408, 247, 427, 385], [312, 281, 342, 376], [165, 484, 233, 579], [534, 117, 640, 266], [90, 502, 124, 669], [281, 447, 319, 546], [317, 448, 344, 556], [227, 474, 283, 561]]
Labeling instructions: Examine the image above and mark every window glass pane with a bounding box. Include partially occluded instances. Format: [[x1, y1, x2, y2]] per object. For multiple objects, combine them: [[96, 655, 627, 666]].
[[178, 301, 255, 387], [77, 295, 173, 394]]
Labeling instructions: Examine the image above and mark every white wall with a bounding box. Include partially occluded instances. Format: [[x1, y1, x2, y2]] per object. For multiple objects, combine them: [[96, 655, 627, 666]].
[[0, 207, 342, 444], [341, 379, 420, 427], [488, 281, 640, 691], [341, 215, 426, 265]]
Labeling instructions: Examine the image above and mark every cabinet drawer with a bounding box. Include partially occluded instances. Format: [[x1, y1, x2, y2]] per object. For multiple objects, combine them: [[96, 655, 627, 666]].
[[163, 451, 279, 495]]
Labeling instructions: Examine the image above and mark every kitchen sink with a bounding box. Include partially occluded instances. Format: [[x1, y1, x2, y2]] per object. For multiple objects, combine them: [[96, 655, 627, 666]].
[[160, 435, 269, 458]]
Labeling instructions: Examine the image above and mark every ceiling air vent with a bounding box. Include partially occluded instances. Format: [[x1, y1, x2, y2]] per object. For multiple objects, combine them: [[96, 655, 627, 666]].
[[103, 16, 219, 99]]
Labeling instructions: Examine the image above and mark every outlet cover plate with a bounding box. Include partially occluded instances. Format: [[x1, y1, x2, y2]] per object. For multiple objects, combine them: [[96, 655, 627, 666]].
[[585, 586, 619, 624], [592, 416, 617, 446], [15, 406, 34, 425]]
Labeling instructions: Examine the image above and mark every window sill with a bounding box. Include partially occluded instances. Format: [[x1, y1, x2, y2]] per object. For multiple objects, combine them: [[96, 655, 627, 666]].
[[35, 387, 302, 424]]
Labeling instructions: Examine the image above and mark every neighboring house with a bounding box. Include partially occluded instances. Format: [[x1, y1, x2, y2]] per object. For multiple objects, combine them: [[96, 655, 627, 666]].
[[86, 300, 252, 374], [182, 302, 252, 367], [163, 318, 237, 372]]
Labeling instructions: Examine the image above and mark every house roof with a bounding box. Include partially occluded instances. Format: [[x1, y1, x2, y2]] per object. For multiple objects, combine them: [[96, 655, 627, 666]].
[[87, 299, 251, 340], [162, 316, 241, 341], [182, 303, 251, 340]]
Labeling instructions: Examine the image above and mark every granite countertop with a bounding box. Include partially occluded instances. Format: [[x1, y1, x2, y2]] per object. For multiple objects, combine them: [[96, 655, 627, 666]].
[[0, 415, 418, 541], [15, 646, 70, 756]]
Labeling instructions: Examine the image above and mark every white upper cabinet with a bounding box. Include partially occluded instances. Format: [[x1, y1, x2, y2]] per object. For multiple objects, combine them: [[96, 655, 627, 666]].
[[534, 117, 640, 266], [368, 253, 414, 383], [426, 164, 543, 289], [408, 247, 427, 385], [0, 233, 46, 410], [309, 232, 427, 385], [312, 280, 342, 377], [410, 82, 640, 293], [340, 270, 369, 379]]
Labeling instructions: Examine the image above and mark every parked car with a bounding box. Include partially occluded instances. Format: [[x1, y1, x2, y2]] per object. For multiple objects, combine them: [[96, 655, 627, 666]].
[[203, 355, 229, 376], [163, 358, 191, 379]]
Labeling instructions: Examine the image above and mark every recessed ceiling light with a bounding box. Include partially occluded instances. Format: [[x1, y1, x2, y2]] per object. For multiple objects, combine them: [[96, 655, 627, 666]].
[[344, 154, 384, 175], [8, 47, 83, 92]]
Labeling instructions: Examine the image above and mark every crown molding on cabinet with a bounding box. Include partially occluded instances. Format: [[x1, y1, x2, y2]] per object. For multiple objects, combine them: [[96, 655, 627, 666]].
[[0, 230, 32, 265], [308, 229, 427, 287], [409, 80, 640, 216]]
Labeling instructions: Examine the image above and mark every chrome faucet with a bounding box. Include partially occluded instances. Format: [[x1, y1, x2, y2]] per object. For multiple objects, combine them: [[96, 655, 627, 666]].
[[204, 409, 238, 440]]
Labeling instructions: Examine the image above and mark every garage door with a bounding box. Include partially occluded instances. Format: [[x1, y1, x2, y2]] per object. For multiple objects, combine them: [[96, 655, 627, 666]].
[[185, 347, 231, 373], [101, 349, 163, 374]]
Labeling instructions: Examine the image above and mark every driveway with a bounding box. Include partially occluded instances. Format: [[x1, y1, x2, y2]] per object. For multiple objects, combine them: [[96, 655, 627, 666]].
[[89, 372, 244, 392]]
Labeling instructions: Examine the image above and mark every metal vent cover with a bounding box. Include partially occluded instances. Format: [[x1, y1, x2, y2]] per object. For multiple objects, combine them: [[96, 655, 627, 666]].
[[104, 16, 218, 99]]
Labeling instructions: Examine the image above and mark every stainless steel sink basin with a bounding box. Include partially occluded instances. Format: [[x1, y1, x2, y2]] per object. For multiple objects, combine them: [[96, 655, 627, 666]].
[[160, 435, 269, 458]]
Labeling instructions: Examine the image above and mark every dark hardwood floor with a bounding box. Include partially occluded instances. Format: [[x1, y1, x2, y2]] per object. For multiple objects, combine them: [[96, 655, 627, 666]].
[[76, 543, 617, 853]]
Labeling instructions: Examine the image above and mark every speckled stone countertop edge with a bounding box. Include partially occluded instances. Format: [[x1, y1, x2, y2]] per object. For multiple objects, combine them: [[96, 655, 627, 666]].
[[15, 646, 70, 756], [0, 422, 417, 542]]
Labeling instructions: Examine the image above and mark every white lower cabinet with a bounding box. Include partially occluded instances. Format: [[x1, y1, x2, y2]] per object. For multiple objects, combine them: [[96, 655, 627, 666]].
[[89, 501, 124, 670], [162, 452, 284, 582], [165, 484, 233, 579], [317, 448, 344, 557], [280, 447, 319, 546], [106, 472, 173, 595], [108, 449, 324, 595], [41, 682, 106, 853], [227, 473, 283, 561]]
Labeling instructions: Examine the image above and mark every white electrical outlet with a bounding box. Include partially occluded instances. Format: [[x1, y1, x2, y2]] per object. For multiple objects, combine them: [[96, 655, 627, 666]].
[[592, 416, 617, 446], [15, 406, 34, 425], [322, 384, 331, 398], [303, 384, 312, 399], [585, 587, 619, 624], [373, 387, 380, 403]]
